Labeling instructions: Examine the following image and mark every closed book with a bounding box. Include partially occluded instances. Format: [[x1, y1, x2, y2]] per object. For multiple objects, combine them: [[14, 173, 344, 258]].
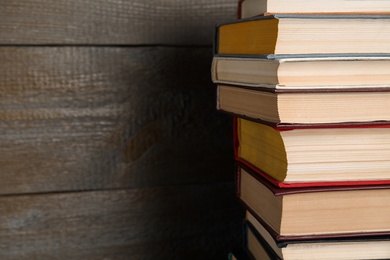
[[215, 14, 390, 56], [245, 211, 390, 260], [237, 163, 390, 238], [212, 55, 390, 90], [217, 84, 390, 124], [238, 0, 390, 18], [234, 117, 390, 187]]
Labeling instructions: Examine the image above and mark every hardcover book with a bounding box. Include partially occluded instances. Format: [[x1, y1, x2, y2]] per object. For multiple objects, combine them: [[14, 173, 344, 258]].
[[217, 84, 390, 124], [215, 14, 390, 56], [245, 211, 390, 260], [237, 163, 390, 238], [212, 55, 390, 89], [234, 117, 390, 187], [238, 0, 390, 18]]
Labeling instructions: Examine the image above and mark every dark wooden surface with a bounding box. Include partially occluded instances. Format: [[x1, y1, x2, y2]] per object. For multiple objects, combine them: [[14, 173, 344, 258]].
[[0, 0, 237, 45], [0, 0, 242, 258], [0, 182, 242, 259], [0, 46, 234, 194]]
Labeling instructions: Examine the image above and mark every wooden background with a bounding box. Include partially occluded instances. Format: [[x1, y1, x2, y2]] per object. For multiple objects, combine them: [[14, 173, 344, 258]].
[[0, 0, 244, 259]]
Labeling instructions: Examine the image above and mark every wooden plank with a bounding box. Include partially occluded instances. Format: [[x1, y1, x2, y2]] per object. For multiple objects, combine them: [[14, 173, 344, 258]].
[[0, 182, 244, 259], [0, 0, 237, 45], [0, 46, 234, 195]]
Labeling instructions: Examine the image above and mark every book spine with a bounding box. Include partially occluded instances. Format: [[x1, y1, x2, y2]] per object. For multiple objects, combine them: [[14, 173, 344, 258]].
[[237, 0, 245, 19]]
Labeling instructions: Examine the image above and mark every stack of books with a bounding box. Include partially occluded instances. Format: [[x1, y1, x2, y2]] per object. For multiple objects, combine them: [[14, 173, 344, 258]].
[[213, 1, 390, 259]]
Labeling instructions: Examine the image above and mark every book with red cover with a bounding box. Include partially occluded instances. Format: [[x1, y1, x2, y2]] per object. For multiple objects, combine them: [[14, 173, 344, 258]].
[[233, 117, 390, 188], [236, 163, 390, 240]]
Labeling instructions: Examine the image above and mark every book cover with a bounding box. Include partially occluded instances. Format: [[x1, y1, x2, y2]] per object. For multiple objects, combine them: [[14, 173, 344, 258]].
[[239, 0, 390, 19], [237, 0, 245, 19], [215, 14, 390, 56], [244, 215, 390, 260], [236, 163, 390, 238], [212, 55, 390, 89], [217, 84, 390, 124], [233, 117, 390, 188]]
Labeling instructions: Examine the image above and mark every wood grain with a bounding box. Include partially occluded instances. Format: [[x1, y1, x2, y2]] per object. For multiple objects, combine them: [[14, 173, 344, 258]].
[[0, 46, 234, 195], [0, 182, 244, 259], [0, 2, 242, 258], [0, 0, 237, 45]]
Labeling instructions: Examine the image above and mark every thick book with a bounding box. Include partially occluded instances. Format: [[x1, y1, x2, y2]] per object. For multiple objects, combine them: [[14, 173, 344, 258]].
[[238, 0, 390, 19], [212, 55, 390, 90], [234, 117, 390, 187], [215, 14, 390, 56], [237, 163, 390, 238], [245, 211, 390, 260], [217, 84, 390, 124]]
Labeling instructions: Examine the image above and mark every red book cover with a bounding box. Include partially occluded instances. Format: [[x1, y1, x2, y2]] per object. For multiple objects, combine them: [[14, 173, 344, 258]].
[[233, 116, 390, 188], [237, 162, 390, 240]]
